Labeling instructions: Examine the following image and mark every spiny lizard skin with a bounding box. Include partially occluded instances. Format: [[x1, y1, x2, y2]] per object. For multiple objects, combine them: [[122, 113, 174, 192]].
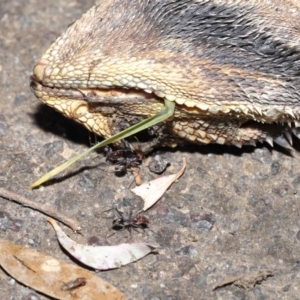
[[30, 0, 300, 150]]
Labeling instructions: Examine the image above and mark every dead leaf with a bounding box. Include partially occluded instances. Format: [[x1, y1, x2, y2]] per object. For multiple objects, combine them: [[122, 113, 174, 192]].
[[0, 238, 125, 300], [48, 217, 158, 270], [131, 158, 186, 210]]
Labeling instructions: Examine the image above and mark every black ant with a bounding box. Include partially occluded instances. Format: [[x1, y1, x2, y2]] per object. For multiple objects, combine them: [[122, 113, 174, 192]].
[[112, 207, 149, 233], [103, 142, 143, 175], [103, 205, 149, 236]]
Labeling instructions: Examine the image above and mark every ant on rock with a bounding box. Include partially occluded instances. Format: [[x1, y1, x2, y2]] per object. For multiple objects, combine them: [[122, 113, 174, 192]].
[[89, 134, 143, 176], [112, 207, 149, 233], [103, 204, 149, 237], [103, 141, 144, 185], [103, 142, 143, 175]]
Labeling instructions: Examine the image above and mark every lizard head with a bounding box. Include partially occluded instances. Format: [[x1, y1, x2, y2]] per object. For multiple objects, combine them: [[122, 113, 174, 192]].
[[31, 0, 300, 149]]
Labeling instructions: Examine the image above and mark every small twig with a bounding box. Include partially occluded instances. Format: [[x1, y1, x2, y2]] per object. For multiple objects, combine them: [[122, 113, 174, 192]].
[[213, 269, 273, 290], [131, 167, 143, 186], [0, 188, 81, 233]]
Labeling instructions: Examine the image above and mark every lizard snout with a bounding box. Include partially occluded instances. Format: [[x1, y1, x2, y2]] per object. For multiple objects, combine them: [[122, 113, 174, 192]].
[[32, 59, 51, 83]]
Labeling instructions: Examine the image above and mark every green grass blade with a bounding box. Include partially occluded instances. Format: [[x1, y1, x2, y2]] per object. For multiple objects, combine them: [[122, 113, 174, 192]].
[[30, 99, 175, 188]]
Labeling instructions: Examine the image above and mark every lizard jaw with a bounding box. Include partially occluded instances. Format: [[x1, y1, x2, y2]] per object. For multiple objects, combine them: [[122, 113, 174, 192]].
[[31, 70, 300, 150]]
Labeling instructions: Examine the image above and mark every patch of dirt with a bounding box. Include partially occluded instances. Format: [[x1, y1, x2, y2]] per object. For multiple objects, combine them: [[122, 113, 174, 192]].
[[1, 1, 300, 299]]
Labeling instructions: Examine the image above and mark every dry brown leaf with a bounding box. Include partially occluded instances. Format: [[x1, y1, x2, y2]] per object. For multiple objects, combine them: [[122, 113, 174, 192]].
[[0, 238, 125, 300], [131, 158, 186, 210]]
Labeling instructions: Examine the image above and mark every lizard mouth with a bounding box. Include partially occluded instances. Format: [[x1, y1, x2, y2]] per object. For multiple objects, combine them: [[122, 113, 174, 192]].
[[30, 73, 165, 139]]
